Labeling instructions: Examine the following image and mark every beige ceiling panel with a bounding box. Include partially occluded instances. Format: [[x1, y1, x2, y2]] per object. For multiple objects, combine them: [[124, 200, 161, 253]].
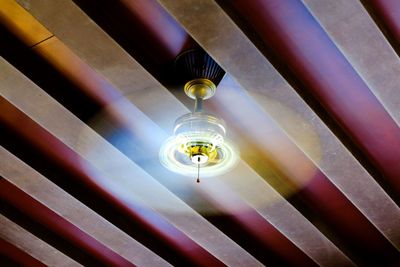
[[0, 214, 81, 267], [303, 0, 400, 126], [157, 0, 400, 252]]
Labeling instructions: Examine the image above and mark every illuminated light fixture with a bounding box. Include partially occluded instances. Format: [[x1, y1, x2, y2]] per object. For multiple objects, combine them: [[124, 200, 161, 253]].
[[159, 50, 239, 182]]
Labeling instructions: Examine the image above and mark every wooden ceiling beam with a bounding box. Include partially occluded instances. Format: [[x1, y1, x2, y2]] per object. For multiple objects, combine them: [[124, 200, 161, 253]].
[[363, 0, 400, 55], [0, 178, 135, 267], [0, 238, 47, 267], [0, 214, 80, 267]]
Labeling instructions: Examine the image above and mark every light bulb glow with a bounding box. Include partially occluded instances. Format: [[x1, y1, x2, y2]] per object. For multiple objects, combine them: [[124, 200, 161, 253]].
[[159, 135, 239, 177], [160, 112, 238, 177]]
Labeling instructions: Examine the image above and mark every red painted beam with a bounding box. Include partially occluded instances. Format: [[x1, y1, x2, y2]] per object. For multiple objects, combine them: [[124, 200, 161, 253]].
[[0, 238, 46, 267], [230, 0, 400, 195], [369, 0, 400, 45], [219, 209, 318, 267], [196, 191, 318, 267], [0, 96, 224, 267], [74, 0, 197, 81], [0, 178, 134, 267]]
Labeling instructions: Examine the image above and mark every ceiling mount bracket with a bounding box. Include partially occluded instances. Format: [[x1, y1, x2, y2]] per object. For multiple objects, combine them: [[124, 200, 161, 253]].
[[184, 78, 216, 100]]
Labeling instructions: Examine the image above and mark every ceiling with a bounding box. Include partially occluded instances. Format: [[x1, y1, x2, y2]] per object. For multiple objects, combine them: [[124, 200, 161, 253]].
[[0, 0, 399, 266]]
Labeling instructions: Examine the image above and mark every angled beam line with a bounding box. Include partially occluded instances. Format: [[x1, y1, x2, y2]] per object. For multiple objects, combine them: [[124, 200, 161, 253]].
[[0, 178, 136, 267], [303, 0, 400, 127], [227, 0, 400, 195], [362, 0, 400, 55], [71, 0, 195, 82], [196, 170, 354, 267], [0, 237, 47, 267], [0, 0, 52, 46], [0, 215, 80, 267], [0, 146, 172, 267]]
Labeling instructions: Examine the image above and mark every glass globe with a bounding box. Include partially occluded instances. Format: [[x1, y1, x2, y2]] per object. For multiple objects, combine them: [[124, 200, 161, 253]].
[[159, 112, 238, 177]]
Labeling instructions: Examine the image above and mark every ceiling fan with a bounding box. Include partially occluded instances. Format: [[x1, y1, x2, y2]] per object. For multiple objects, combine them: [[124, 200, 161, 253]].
[[159, 49, 239, 182]]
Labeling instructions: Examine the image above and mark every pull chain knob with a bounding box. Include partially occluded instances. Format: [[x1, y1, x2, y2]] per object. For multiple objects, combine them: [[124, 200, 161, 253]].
[[196, 156, 200, 183]]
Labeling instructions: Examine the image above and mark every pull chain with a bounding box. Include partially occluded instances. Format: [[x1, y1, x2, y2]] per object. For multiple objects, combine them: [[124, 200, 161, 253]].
[[196, 157, 200, 183]]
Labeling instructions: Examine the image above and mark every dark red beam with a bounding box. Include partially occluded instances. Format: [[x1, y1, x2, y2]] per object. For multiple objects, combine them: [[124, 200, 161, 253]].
[[229, 0, 400, 196], [73, 0, 197, 83], [0, 178, 134, 267], [194, 195, 317, 267], [366, 0, 400, 53], [0, 96, 224, 267], [0, 238, 46, 267]]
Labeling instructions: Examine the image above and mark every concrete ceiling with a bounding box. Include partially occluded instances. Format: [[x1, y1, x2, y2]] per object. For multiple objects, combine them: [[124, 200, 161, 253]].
[[0, 0, 399, 266]]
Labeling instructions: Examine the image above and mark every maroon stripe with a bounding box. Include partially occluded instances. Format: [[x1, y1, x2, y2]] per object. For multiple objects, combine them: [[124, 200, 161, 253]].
[[0, 238, 47, 267], [0, 179, 135, 267], [73, 0, 196, 82], [196, 189, 318, 267], [369, 0, 400, 44]]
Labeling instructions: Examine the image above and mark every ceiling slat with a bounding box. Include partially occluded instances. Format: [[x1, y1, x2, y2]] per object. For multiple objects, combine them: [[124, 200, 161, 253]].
[[0, 237, 47, 267], [364, 0, 400, 54], [0, 215, 80, 267], [303, 0, 400, 127], [0, 178, 136, 267], [0, 0, 52, 46], [0, 146, 171, 267]]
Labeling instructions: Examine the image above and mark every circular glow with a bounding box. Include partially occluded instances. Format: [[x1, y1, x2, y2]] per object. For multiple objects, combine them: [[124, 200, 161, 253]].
[[159, 136, 239, 177]]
